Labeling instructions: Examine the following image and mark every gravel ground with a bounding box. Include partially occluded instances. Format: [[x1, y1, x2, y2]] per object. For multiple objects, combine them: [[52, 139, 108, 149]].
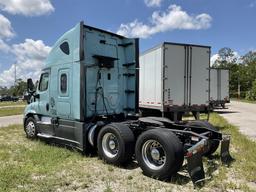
[[214, 100, 256, 141]]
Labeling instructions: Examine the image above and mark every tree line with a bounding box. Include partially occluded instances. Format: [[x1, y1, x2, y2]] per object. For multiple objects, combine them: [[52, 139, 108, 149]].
[[212, 47, 256, 101], [0, 79, 27, 97]]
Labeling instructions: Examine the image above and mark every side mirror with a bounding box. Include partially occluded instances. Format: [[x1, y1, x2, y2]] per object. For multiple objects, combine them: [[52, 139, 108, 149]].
[[27, 78, 34, 92]]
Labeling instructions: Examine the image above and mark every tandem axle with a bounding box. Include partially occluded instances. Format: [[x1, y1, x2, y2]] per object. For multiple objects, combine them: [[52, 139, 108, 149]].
[[24, 114, 232, 185]]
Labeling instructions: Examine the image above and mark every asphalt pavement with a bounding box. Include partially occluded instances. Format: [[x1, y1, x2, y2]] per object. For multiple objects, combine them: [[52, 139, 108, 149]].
[[0, 114, 23, 127], [0, 105, 25, 109], [215, 101, 256, 141]]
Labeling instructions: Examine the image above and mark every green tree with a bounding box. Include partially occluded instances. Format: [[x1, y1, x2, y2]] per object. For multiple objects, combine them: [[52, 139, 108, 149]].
[[13, 79, 27, 96], [213, 47, 240, 97], [213, 47, 238, 68], [0, 86, 8, 96], [246, 79, 256, 101], [242, 51, 256, 64]]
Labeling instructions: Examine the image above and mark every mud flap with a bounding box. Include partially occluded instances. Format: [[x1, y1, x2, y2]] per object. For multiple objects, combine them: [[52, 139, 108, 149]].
[[221, 135, 233, 164], [187, 152, 205, 184]]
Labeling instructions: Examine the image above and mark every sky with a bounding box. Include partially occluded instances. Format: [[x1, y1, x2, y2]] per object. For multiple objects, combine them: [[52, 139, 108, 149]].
[[0, 0, 255, 87]]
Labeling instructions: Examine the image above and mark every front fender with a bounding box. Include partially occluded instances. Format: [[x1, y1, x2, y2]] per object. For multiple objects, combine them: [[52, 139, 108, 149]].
[[23, 102, 40, 125]]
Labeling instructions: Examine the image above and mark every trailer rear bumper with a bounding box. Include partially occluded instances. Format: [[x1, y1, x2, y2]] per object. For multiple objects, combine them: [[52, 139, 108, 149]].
[[186, 135, 233, 185]]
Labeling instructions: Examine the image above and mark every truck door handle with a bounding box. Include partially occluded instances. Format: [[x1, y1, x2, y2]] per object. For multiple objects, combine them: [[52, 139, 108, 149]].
[[46, 103, 49, 111]]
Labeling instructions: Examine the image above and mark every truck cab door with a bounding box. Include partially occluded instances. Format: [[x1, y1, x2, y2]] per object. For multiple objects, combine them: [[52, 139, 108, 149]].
[[37, 70, 55, 135], [38, 70, 51, 116]]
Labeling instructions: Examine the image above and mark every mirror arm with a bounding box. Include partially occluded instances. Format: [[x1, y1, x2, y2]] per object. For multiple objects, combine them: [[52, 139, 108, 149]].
[[34, 94, 40, 99]]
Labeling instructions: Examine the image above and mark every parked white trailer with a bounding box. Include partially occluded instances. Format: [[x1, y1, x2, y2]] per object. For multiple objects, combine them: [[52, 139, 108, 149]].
[[139, 42, 211, 121], [210, 68, 230, 108]]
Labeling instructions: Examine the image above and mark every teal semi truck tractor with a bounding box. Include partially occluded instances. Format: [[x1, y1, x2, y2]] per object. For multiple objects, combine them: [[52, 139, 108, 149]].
[[24, 21, 232, 184]]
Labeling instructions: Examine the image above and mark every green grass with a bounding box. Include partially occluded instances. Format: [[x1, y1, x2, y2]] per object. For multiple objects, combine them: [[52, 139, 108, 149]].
[[209, 113, 256, 183], [0, 101, 26, 107], [0, 114, 255, 192], [0, 106, 25, 117]]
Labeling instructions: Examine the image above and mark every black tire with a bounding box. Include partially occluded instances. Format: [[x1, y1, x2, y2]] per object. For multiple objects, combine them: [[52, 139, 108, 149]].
[[186, 120, 220, 156], [135, 129, 184, 180], [97, 123, 135, 165], [24, 117, 38, 139]]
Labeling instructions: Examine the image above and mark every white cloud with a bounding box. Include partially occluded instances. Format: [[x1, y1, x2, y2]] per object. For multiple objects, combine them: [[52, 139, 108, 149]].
[[117, 4, 212, 38], [210, 54, 220, 66], [0, 39, 10, 53], [0, 14, 15, 39], [145, 0, 163, 7], [0, 0, 54, 16], [0, 39, 51, 87]]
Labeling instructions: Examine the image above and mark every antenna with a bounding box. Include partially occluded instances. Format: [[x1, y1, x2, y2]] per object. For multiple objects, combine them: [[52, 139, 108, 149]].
[[14, 63, 17, 86]]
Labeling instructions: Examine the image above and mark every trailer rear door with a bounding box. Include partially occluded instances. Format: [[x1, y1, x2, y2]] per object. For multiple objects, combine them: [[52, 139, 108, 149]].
[[190, 46, 210, 106], [164, 44, 186, 106], [210, 68, 218, 101], [220, 69, 229, 100]]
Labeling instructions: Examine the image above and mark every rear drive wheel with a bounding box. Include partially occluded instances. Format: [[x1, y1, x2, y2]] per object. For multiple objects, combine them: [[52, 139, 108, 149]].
[[135, 129, 184, 180], [97, 123, 134, 165], [186, 120, 220, 156], [24, 117, 37, 139]]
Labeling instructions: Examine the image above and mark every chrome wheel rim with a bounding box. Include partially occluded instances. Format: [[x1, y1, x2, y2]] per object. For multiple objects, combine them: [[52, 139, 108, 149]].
[[26, 121, 35, 137], [102, 133, 119, 158], [142, 140, 166, 170]]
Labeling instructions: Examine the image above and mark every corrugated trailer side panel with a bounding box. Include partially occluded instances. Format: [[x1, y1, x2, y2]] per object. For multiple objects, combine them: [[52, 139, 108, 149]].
[[220, 69, 229, 101], [190, 46, 210, 106], [139, 47, 162, 109], [210, 68, 218, 101], [164, 44, 186, 106]]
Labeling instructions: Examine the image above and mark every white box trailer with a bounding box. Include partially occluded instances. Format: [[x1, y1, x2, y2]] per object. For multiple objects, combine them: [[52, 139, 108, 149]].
[[210, 68, 230, 108], [139, 42, 211, 121]]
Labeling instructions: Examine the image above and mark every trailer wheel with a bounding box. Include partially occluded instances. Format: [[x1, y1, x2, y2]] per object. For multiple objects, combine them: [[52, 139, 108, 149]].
[[24, 117, 37, 139], [186, 121, 220, 156], [135, 129, 184, 180], [97, 123, 134, 165]]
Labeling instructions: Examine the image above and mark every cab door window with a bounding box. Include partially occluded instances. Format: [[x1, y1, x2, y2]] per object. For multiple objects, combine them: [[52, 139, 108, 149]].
[[39, 73, 49, 92], [59, 71, 69, 97], [60, 73, 67, 93]]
